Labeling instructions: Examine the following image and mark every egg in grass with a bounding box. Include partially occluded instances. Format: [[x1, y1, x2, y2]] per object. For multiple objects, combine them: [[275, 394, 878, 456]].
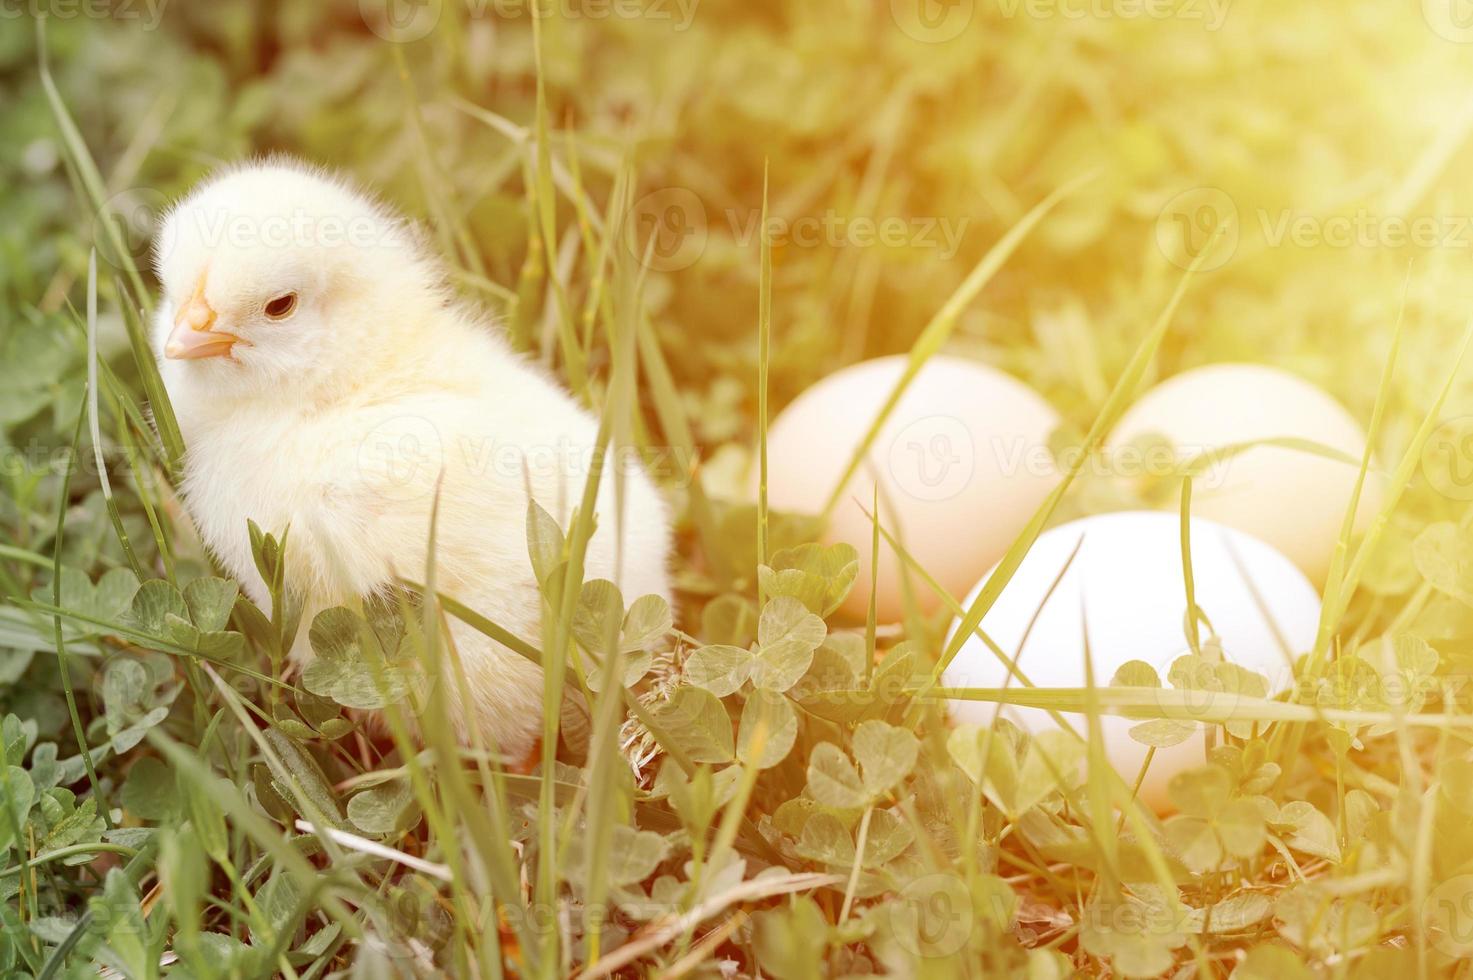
[[760, 354, 1061, 623], [940, 510, 1320, 812], [1106, 363, 1381, 586]]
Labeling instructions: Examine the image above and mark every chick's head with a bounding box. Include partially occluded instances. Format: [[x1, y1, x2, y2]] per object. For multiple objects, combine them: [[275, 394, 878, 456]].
[[153, 159, 436, 400]]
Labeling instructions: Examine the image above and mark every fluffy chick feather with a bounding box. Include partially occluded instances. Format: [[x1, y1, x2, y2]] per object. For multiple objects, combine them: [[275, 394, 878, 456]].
[[151, 158, 672, 762]]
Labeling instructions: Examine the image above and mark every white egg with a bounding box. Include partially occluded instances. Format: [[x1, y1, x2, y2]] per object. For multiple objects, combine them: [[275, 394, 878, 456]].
[[762, 354, 1060, 622], [941, 510, 1320, 811], [1106, 362, 1381, 586]]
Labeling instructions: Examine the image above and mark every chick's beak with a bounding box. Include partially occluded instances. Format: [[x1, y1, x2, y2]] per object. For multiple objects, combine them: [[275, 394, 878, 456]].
[[165, 276, 243, 360]]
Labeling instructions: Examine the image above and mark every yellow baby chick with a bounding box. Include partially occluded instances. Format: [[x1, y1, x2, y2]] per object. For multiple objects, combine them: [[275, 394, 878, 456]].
[[151, 159, 672, 764]]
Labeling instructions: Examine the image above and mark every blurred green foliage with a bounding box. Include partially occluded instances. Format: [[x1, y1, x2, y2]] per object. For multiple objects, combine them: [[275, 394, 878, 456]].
[[11, 0, 1473, 424]]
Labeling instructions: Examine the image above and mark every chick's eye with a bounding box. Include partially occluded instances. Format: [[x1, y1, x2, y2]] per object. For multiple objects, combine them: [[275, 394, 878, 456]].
[[263, 292, 298, 320]]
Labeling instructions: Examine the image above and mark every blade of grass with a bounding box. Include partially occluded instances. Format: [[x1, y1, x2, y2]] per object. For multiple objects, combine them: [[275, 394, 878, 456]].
[[1310, 273, 1412, 666], [838, 805, 872, 926], [147, 730, 362, 928], [528, 6, 586, 393], [34, 836, 160, 980], [819, 170, 1097, 521], [576, 873, 842, 979], [1079, 605, 1120, 893], [388, 45, 488, 282], [922, 685, 1473, 727], [537, 409, 614, 973], [578, 599, 627, 966], [12, 596, 297, 690], [756, 162, 773, 595], [864, 484, 879, 686], [635, 311, 726, 586], [113, 279, 185, 475], [85, 251, 143, 578], [1179, 479, 1202, 658], [423, 583, 699, 776], [578, 200, 646, 966], [49, 385, 109, 827], [38, 22, 184, 475], [570, 143, 616, 353], [450, 97, 616, 233], [0, 545, 51, 569], [36, 20, 146, 303], [419, 492, 513, 978], [1313, 311, 1473, 669], [114, 402, 177, 584], [922, 220, 1225, 692]]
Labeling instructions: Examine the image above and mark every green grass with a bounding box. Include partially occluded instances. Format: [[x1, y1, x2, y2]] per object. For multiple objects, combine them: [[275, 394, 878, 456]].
[[6, 4, 1473, 978]]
